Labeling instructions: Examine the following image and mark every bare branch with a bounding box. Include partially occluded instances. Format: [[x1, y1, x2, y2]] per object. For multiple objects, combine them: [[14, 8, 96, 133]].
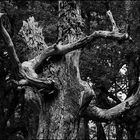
[[25, 7, 132, 70], [0, 13, 21, 73], [29, 30, 131, 70], [0, 13, 56, 90], [84, 83, 140, 121], [107, 10, 119, 32], [0, 8, 132, 92]]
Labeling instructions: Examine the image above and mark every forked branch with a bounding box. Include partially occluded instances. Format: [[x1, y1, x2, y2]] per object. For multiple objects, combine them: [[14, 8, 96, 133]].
[[25, 9, 132, 71]]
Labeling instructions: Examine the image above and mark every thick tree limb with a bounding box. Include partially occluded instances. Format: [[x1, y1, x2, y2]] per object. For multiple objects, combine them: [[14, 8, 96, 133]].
[[77, 9, 133, 120], [0, 7, 132, 98], [0, 13, 21, 72], [0, 13, 55, 89], [27, 15, 132, 71], [21, 9, 132, 79], [26, 30, 131, 71], [84, 83, 140, 121]]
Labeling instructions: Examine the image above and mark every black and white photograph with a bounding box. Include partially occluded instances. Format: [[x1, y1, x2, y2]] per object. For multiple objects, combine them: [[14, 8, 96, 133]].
[[0, 0, 139, 139]]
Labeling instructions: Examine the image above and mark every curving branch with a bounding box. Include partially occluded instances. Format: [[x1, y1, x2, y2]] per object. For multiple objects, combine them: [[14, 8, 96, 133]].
[[22, 28, 132, 78], [27, 30, 131, 71], [22, 8, 132, 72], [83, 83, 140, 122], [0, 13, 21, 73], [0, 1, 137, 125], [0, 13, 55, 90], [0, 8, 133, 99]]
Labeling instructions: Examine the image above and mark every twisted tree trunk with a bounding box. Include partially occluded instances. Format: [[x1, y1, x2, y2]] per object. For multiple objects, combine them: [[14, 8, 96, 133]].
[[0, 1, 136, 139], [37, 0, 88, 139]]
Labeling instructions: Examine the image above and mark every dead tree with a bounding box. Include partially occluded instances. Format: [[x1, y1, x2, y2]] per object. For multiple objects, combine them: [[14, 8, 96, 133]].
[[0, 0, 139, 139]]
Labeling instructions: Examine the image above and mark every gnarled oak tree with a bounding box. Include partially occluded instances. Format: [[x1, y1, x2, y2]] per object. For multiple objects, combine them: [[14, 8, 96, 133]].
[[0, 0, 139, 139]]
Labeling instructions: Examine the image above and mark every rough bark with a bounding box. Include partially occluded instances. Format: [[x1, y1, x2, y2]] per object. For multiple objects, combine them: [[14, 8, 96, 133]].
[[84, 83, 140, 121], [0, 0, 136, 139], [37, 0, 87, 139]]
